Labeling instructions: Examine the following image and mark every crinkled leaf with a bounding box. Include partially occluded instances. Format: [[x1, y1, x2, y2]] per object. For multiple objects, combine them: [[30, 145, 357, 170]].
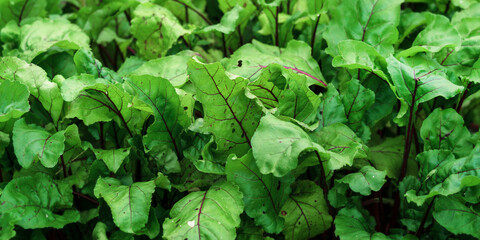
[[162, 181, 244, 240], [280, 180, 332, 240], [12, 118, 65, 168], [433, 196, 480, 238], [188, 58, 262, 156], [338, 166, 387, 195], [324, 0, 403, 56], [94, 177, 156, 233], [334, 207, 390, 240], [251, 114, 328, 177], [225, 151, 294, 234], [0, 172, 80, 229], [130, 2, 189, 59], [15, 18, 90, 61], [0, 80, 30, 122], [420, 108, 474, 157], [440, 23, 480, 83]]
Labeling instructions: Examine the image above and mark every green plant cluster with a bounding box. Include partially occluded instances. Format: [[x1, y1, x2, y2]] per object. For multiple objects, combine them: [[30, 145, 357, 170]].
[[0, 0, 480, 239]]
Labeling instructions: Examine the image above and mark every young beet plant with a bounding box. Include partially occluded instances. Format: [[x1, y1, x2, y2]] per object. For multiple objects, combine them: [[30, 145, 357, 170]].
[[0, 0, 480, 239]]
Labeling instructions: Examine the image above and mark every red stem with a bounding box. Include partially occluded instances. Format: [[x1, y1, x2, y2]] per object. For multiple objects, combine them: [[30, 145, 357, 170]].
[[259, 65, 327, 87], [73, 191, 99, 205]]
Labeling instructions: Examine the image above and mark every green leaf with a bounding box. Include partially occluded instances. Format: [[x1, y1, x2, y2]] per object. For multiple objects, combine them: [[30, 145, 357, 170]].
[[340, 79, 375, 130], [277, 68, 321, 124], [258, 0, 305, 47], [311, 123, 367, 171], [135, 208, 160, 239], [224, 40, 326, 87], [92, 147, 130, 173], [397, 11, 428, 45], [225, 151, 294, 234], [386, 55, 464, 107], [334, 207, 390, 240], [324, 0, 403, 56], [420, 108, 474, 157], [397, 13, 461, 57], [307, 0, 326, 16], [162, 181, 244, 240], [246, 64, 284, 109], [126, 75, 186, 157], [12, 118, 65, 168], [280, 180, 332, 240], [37, 52, 77, 79], [188, 58, 262, 156], [363, 76, 397, 127], [433, 196, 480, 239], [367, 136, 416, 179], [338, 166, 387, 195], [251, 114, 328, 177], [0, 0, 50, 27], [94, 177, 156, 233], [62, 74, 145, 132], [0, 131, 10, 158], [130, 50, 197, 87], [92, 222, 108, 240], [0, 57, 63, 124], [73, 49, 122, 83], [130, 2, 190, 59], [0, 80, 30, 122], [405, 147, 480, 206], [15, 18, 90, 61], [0, 172, 80, 229], [332, 40, 389, 81], [318, 85, 347, 129], [197, 5, 244, 34], [80, 0, 139, 40]]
